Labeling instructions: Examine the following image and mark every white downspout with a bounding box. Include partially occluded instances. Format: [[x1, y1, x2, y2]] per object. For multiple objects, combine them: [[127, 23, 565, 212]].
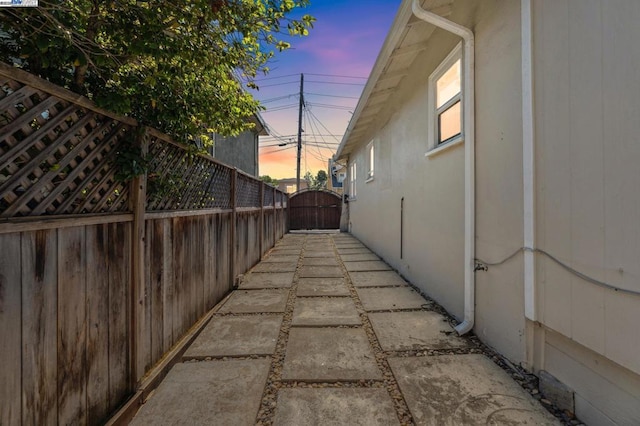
[[521, 0, 536, 321], [411, 0, 475, 335]]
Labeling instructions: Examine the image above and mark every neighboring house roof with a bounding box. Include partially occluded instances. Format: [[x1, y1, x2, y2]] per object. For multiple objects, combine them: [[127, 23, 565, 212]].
[[250, 111, 269, 136], [335, 0, 454, 159]]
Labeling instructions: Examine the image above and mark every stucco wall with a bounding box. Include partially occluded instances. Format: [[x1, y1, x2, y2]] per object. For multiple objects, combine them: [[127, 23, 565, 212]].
[[533, 1, 640, 423]]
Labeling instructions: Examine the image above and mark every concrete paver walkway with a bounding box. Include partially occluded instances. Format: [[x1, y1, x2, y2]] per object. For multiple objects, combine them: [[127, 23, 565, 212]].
[[130, 233, 560, 426]]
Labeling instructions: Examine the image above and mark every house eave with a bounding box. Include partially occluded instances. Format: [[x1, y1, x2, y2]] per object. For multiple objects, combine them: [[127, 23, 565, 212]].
[[335, 0, 453, 161]]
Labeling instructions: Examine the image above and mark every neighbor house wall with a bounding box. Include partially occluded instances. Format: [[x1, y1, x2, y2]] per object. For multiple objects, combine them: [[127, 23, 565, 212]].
[[213, 131, 259, 176], [532, 1, 640, 424]]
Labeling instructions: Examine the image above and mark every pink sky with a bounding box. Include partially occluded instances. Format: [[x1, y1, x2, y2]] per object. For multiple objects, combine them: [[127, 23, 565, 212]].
[[250, 0, 400, 179]]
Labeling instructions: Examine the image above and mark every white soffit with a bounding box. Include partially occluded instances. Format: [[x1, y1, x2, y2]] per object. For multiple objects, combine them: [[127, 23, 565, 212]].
[[336, 0, 453, 159]]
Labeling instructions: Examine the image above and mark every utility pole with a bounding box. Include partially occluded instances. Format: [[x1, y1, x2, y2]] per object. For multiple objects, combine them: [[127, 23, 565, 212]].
[[296, 73, 304, 192]]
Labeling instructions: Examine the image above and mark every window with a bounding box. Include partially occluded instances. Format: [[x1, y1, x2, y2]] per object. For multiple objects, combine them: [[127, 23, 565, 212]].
[[367, 141, 374, 181], [349, 162, 357, 199], [428, 43, 463, 151]]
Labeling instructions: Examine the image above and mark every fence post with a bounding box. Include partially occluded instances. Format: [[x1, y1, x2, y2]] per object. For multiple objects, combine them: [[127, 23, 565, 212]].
[[230, 169, 237, 289], [259, 182, 264, 258], [273, 186, 277, 243], [129, 127, 148, 387]]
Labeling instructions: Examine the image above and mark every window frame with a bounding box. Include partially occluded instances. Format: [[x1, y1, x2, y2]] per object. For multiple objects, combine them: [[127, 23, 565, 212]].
[[427, 42, 464, 156], [366, 140, 375, 182], [349, 161, 357, 200]]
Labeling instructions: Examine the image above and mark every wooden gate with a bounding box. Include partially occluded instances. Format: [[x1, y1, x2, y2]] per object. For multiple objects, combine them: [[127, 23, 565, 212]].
[[289, 189, 342, 230]]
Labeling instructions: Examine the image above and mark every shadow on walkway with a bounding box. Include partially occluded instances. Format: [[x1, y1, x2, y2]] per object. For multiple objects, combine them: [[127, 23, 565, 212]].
[[130, 233, 560, 426]]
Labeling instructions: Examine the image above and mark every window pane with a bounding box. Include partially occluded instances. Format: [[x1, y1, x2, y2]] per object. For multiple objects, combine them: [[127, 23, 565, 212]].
[[436, 59, 461, 108], [438, 101, 461, 143]]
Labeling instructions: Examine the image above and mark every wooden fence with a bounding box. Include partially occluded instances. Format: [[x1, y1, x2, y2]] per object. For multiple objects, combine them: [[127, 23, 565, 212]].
[[0, 63, 288, 425]]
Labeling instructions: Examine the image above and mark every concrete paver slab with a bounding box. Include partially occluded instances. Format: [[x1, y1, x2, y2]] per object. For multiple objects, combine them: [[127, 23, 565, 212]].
[[389, 355, 560, 426], [282, 328, 382, 381], [350, 271, 408, 287], [334, 244, 367, 250], [273, 388, 400, 426], [130, 359, 270, 426], [297, 277, 350, 296], [184, 315, 282, 358], [344, 260, 392, 272], [303, 251, 336, 258], [292, 297, 361, 326], [301, 257, 339, 266], [340, 253, 380, 262], [261, 254, 300, 263], [356, 287, 426, 311], [368, 311, 468, 351], [299, 265, 343, 278], [219, 289, 289, 313], [252, 261, 297, 273], [239, 272, 294, 289], [303, 246, 334, 253], [337, 247, 373, 255]]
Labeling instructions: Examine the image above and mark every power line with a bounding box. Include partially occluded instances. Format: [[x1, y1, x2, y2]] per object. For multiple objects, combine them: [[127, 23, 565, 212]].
[[307, 102, 353, 111], [261, 104, 299, 113], [255, 81, 299, 88], [260, 94, 298, 104], [305, 80, 365, 86], [248, 73, 300, 82], [307, 108, 342, 143], [306, 73, 368, 79], [306, 92, 360, 100]]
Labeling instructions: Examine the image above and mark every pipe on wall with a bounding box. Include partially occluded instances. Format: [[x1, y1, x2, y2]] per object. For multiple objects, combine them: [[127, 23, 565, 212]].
[[411, 0, 476, 335]]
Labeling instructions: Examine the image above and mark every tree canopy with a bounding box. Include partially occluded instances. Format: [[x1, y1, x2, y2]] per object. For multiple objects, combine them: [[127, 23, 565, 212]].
[[304, 169, 327, 190], [0, 0, 314, 145], [260, 175, 278, 186]]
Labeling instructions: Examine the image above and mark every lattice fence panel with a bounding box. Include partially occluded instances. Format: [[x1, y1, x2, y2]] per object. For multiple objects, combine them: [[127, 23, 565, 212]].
[[146, 137, 232, 210], [0, 76, 131, 217], [236, 173, 261, 208], [263, 186, 274, 206]]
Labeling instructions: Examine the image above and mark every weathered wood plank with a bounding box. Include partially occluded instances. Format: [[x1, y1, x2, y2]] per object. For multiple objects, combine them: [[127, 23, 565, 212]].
[[0, 233, 22, 425], [216, 214, 232, 301], [162, 219, 174, 354], [21, 229, 58, 425], [0, 213, 133, 235], [57, 226, 87, 425], [194, 216, 206, 320], [205, 216, 216, 310], [109, 222, 131, 412], [147, 219, 165, 364], [172, 217, 186, 349], [86, 224, 111, 424]]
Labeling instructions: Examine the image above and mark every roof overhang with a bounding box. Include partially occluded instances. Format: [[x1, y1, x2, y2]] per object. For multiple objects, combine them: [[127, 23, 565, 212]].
[[250, 112, 269, 136], [334, 0, 453, 160]]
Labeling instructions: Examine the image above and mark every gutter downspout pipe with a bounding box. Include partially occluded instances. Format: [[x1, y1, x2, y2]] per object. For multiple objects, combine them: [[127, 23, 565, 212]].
[[411, 0, 475, 335]]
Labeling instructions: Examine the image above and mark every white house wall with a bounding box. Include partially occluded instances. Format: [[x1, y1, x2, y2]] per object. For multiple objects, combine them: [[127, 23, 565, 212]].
[[348, 0, 525, 353], [533, 0, 640, 423], [347, 29, 466, 320], [472, 0, 526, 364]]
